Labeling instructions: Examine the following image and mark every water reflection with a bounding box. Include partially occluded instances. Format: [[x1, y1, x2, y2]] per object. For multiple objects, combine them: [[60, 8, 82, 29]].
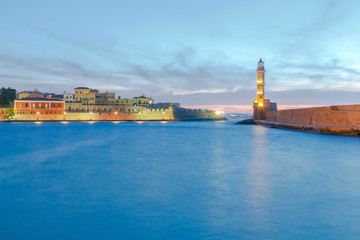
[[247, 126, 272, 228]]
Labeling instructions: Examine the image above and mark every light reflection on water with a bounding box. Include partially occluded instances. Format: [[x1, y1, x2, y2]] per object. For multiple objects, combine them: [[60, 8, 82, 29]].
[[248, 126, 272, 232], [0, 121, 360, 239]]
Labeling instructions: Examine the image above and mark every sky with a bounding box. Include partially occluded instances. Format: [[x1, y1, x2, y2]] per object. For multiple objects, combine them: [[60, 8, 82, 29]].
[[1, 0, 360, 112]]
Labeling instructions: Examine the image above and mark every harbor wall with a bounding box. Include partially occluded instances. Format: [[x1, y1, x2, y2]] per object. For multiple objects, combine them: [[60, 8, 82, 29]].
[[10, 105, 226, 122], [13, 109, 176, 121], [173, 109, 225, 120], [265, 105, 360, 127]]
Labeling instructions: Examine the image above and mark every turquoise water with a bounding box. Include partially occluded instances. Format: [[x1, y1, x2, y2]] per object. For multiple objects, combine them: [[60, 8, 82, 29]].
[[0, 121, 360, 239]]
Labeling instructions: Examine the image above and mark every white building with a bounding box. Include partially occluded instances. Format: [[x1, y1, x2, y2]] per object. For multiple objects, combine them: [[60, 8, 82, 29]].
[[63, 91, 74, 102]]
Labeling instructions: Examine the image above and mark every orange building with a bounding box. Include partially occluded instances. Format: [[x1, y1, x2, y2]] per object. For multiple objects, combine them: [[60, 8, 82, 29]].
[[0, 108, 7, 119], [14, 98, 65, 115]]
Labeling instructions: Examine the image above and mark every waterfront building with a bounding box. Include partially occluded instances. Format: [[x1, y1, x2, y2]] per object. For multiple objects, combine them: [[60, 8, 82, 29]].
[[63, 92, 74, 102], [18, 91, 42, 99], [43, 92, 63, 99], [133, 96, 153, 107], [74, 87, 97, 104], [14, 98, 65, 115], [114, 98, 134, 106], [73, 87, 115, 105], [10, 86, 226, 121], [253, 59, 277, 120], [0, 108, 7, 119], [96, 92, 115, 105]]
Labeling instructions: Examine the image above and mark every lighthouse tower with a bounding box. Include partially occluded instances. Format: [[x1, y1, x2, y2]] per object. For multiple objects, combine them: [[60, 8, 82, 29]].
[[256, 58, 265, 107], [253, 58, 277, 120]]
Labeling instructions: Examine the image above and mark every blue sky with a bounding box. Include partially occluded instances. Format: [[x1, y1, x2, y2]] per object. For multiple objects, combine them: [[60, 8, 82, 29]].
[[1, 0, 360, 110]]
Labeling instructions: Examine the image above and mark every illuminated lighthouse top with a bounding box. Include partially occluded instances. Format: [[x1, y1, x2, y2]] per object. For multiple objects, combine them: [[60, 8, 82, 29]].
[[258, 58, 264, 70]]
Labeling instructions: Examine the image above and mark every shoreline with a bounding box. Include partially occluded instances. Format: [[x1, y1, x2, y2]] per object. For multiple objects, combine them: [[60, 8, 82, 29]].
[[0, 118, 226, 123]]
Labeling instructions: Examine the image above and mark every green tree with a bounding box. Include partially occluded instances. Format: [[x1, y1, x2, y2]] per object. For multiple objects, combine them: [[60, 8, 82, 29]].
[[0, 87, 16, 107], [6, 108, 14, 118]]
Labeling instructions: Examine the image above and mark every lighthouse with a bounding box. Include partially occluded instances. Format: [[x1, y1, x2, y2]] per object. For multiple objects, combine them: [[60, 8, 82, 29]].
[[256, 58, 265, 108], [253, 58, 277, 120]]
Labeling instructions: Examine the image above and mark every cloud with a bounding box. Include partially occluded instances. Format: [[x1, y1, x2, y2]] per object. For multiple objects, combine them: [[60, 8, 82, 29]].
[[0, 46, 252, 99], [172, 88, 240, 95], [182, 104, 323, 113], [267, 58, 360, 92]]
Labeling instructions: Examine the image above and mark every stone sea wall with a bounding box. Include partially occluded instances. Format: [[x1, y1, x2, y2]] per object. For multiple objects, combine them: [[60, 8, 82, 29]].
[[173, 109, 225, 120], [12, 106, 227, 122], [265, 105, 360, 127], [13, 109, 176, 121]]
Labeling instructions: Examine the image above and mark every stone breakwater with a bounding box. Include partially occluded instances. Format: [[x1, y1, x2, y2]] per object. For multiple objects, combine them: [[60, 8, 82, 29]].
[[255, 120, 360, 136], [251, 104, 360, 136]]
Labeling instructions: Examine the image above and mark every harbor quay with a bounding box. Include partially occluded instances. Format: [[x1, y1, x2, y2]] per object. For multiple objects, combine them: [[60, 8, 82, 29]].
[[0, 87, 226, 122]]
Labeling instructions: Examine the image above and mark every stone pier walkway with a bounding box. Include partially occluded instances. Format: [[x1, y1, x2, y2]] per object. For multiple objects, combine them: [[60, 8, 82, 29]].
[[255, 120, 360, 136]]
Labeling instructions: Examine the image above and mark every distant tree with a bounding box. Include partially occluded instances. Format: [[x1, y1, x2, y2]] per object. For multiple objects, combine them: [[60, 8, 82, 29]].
[[0, 87, 16, 107]]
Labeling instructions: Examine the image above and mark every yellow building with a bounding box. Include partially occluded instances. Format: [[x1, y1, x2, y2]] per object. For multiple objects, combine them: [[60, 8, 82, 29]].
[[114, 98, 134, 106], [96, 92, 115, 105], [74, 87, 97, 105], [18, 91, 43, 99], [134, 96, 153, 107]]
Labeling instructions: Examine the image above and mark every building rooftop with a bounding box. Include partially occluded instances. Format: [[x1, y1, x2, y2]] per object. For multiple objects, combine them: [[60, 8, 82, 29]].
[[75, 87, 90, 89], [16, 97, 64, 102], [134, 95, 150, 98]]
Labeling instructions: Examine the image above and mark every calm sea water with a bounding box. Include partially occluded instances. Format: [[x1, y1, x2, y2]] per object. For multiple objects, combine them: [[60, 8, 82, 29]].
[[1, 121, 360, 240]]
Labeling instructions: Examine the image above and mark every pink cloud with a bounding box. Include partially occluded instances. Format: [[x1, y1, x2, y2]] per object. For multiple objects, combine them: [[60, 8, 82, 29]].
[[183, 104, 323, 113]]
